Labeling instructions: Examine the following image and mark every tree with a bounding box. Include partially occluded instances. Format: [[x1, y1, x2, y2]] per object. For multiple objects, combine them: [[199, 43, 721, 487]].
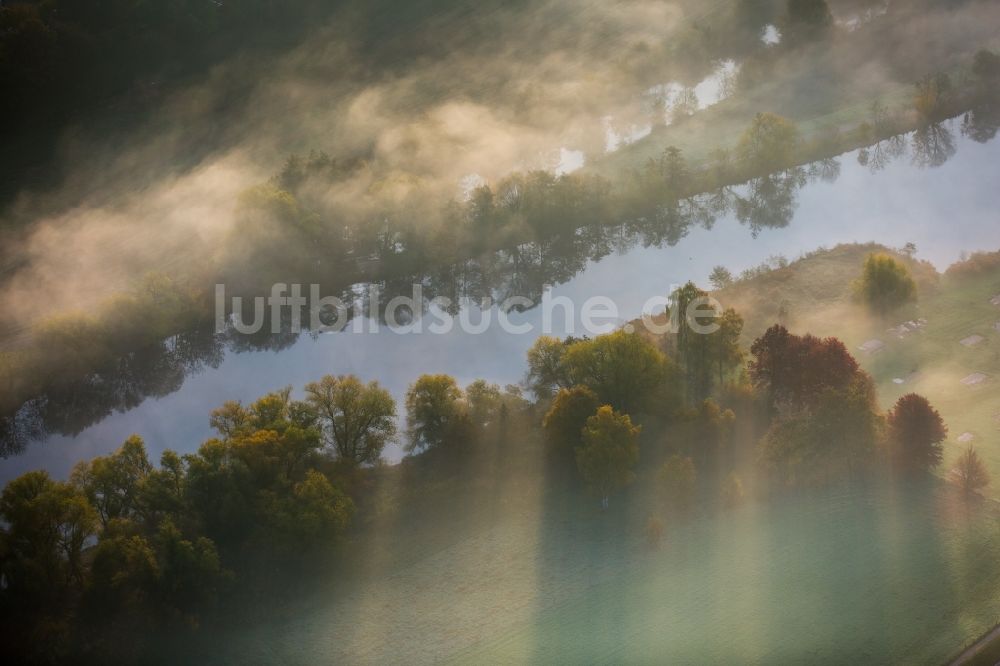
[[709, 266, 734, 290], [760, 373, 882, 486], [465, 379, 504, 427], [208, 401, 251, 439], [404, 374, 466, 453], [749, 325, 861, 409], [186, 391, 328, 550], [304, 374, 397, 467], [854, 253, 916, 315], [951, 446, 990, 497], [141, 450, 186, 522], [525, 336, 570, 400], [260, 469, 354, 555], [0, 471, 98, 601], [887, 394, 947, 473], [669, 285, 743, 401], [154, 520, 228, 615], [671, 282, 712, 401], [542, 386, 600, 461], [682, 399, 737, 464], [210, 387, 318, 440], [711, 308, 745, 388], [658, 455, 697, 513], [70, 435, 152, 528], [737, 112, 799, 171], [576, 406, 641, 507], [87, 532, 160, 621], [562, 330, 673, 414], [85, 519, 228, 648]]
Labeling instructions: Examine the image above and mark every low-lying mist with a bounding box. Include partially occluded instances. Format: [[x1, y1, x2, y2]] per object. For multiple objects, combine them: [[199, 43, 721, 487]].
[[1, 0, 998, 338]]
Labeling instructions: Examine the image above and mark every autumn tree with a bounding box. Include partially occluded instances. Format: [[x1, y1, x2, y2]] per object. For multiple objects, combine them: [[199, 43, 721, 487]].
[[951, 446, 990, 497], [887, 394, 947, 473], [563, 329, 675, 414], [465, 379, 504, 427], [305, 374, 397, 467], [542, 386, 600, 461], [749, 325, 860, 410], [854, 253, 917, 315], [404, 374, 470, 453], [70, 435, 152, 528], [187, 389, 335, 554], [576, 406, 641, 508], [562, 330, 674, 415], [0, 471, 97, 606], [760, 373, 882, 485], [525, 335, 570, 400]]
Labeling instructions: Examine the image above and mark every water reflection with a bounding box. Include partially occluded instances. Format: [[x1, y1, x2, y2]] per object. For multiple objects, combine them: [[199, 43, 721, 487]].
[[2, 120, 999, 479], [911, 122, 957, 168], [961, 93, 1000, 144]]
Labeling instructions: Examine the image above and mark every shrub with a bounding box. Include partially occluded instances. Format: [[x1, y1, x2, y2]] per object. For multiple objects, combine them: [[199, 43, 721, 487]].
[[853, 253, 916, 315]]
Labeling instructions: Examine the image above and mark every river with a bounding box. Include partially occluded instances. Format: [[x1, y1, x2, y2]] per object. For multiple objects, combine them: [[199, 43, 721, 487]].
[[3, 119, 999, 484]]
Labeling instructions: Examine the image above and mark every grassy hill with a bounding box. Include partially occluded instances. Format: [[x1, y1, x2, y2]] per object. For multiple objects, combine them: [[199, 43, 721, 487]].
[[716, 243, 1000, 496]]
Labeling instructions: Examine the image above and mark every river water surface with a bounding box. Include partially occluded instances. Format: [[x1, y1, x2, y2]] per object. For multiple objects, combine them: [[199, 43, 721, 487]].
[[3, 121, 999, 483]]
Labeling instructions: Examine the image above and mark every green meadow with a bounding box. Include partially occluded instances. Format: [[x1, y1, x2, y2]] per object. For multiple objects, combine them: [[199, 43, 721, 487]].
[[210, 470, 1000, 664]]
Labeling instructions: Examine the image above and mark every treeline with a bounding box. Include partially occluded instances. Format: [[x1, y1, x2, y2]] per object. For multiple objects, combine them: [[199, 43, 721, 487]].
[[0, 358, 530, 661], [3, 48, 999, 458], [220, 46, 1000, 288], [0, 109, 837, 454], [3, 282, 990, 661]]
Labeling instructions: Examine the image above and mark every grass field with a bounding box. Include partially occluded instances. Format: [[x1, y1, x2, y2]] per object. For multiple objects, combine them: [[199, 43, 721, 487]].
[[449, 485, 1000, 665], [717, 243, 1000, 498], [206, 475, 1000, 665]]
